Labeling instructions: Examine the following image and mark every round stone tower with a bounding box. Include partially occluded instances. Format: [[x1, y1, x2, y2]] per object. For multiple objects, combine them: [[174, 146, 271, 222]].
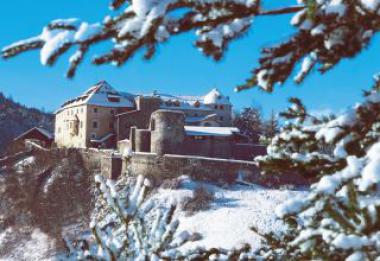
[[150, 110, 185, 155]]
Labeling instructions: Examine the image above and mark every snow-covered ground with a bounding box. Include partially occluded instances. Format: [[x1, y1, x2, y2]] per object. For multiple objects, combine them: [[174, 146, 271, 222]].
[[151, 176, 308, 252], [13, 156, 35, 172], [0, 228, 58, 261], [0, 170, 308, 259]]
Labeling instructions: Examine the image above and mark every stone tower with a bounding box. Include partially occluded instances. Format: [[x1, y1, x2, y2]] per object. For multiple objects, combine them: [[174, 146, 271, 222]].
[[150, 110, 185, 155]]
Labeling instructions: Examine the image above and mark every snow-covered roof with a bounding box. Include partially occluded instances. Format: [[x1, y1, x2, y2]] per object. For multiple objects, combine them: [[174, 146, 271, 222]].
[[14, 126, 54, 141], [203, 88, 230, 105], [156, 93, 211, 111], [57, 81, 135, 113], [185, 126, 239, 137], [57, 82, 232, 114], [146, 88, 231, 110], [91, 133, 115, 143], [185, 114, 218, 123]]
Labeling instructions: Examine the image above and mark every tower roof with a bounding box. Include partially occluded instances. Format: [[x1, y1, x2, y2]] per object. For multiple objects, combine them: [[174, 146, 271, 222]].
[[203, 88, 230, 105]]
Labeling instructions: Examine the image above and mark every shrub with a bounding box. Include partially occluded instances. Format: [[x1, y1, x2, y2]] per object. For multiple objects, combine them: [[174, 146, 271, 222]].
[[182, 185, 214, 214]]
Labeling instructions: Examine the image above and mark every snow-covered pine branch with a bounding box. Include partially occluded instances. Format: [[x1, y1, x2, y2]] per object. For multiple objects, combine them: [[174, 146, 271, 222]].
[[65, 175, 198, 260], [255, 76, 380, 259], [2, 0, 304, 83], [256, 97, 342, 179], [65, 175, 261, 260], [3, 1, 380, 91]]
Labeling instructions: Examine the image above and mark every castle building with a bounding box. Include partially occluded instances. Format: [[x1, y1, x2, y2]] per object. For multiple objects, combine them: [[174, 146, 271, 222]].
[[54, 81, 134, 148], [54, 81, 264, 159]]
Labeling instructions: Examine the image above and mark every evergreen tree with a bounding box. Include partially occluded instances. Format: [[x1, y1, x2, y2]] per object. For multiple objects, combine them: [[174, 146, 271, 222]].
[[260, 110, 280, 145], [234, 106, 263, 143], [66, 174, 260, 260], [65, 175, 194, 260], [254, 77, 380, 259]]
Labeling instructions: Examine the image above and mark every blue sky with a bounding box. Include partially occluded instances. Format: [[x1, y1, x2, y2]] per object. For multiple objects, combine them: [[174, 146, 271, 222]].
[[0, 0, 379, 117]]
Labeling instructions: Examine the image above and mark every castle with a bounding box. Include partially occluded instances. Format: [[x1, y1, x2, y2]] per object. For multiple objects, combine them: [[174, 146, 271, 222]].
[[54, 81, 261, 160]]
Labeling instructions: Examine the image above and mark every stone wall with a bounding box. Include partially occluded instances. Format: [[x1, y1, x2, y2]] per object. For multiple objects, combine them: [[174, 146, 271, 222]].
[[101, 154, 122, 180], [232, 143, 267, 161], [183, 136, 234, 159], [77, 148, 114, 172], [116, 96, 161, 141], [125, 152, 260, 183], [124, 152, 310, 186]]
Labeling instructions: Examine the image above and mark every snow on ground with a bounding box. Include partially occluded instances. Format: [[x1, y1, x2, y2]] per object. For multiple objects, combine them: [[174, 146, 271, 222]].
[[14, 156, 35, 172], [0, 228, 57, 261], [151, 176, 308, 252]]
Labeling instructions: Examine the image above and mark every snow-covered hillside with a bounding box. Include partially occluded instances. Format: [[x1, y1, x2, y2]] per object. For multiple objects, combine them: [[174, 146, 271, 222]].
[[0, 150, 95, 260], [151, 176, 307, 253], [1, 164, 307, 260]]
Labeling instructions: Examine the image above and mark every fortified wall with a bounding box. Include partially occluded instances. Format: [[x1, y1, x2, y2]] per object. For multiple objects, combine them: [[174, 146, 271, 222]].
[[124, 153, 260, 183], [98, 152, 308, 186]]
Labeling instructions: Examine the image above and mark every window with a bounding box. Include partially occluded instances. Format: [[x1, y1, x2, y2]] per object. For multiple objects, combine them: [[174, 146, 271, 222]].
[[151, 119, 156, 130], [91, 133, 97, 139], [194, 113, 199, 117], [219, 105, 224, 110], [220, 116, 224, 121], [214, 105, 218, 109], [92, 121, 98, 129], [80, 121, 83, 129], [108, 97, 120, 102], [93, 107, 98, 113]]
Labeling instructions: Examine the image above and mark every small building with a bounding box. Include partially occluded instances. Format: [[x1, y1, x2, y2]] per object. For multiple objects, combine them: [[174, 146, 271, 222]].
[[14, 126, 54, 148]]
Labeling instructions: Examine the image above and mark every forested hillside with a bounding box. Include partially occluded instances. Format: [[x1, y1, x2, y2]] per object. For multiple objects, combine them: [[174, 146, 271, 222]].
[[0, 92, 53, 155]]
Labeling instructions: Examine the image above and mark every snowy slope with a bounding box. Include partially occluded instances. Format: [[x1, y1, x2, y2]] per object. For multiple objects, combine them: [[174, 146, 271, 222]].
[[151, 177, 308, 252]]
